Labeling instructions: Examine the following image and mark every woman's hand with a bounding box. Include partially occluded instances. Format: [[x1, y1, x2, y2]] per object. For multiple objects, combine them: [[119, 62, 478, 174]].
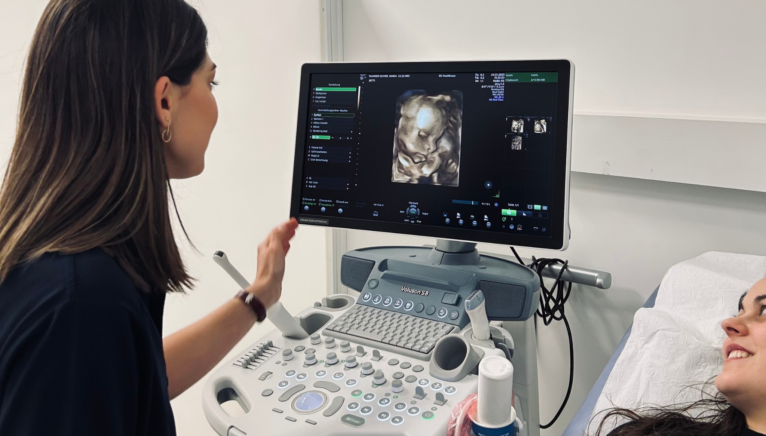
[[246, 218, 299, 308]]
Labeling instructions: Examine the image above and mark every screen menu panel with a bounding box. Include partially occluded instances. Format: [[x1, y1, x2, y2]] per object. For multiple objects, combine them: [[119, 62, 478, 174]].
[[299, 71, 559, 237]]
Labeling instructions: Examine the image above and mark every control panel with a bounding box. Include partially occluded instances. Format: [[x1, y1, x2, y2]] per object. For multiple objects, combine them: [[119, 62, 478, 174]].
[[203, 295, 480, 436]]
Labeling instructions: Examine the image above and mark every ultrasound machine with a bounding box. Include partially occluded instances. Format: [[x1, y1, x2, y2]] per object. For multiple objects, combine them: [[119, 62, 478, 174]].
[[202, 60, 602, 436]]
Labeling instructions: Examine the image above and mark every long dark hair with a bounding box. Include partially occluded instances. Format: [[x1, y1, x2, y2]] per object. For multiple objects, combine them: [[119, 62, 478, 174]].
[[0, 0, 207, 292], [592, 382, 746, 436]]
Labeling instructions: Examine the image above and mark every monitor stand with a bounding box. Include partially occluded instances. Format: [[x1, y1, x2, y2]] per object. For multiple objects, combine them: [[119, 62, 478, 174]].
[[427, 239, 482, 266], [427, 238, 540, 436]]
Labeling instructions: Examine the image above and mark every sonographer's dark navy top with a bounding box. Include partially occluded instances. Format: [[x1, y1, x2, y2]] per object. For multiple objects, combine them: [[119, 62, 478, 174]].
[[0, 248, 175, 435]]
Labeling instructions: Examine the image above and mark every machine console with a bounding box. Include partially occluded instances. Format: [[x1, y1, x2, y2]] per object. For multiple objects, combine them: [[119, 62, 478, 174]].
[[203, 247, 537, 436], [203, 294, 482, 436]]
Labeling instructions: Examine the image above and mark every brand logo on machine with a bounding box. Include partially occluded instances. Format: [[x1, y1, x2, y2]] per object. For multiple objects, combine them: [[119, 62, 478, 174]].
[[298, 217, 329, 225], [401, 286, 429, 297]]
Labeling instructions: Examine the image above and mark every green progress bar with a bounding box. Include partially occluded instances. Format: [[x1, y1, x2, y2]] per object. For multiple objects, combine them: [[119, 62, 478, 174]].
[[311, 135, 331, 140], [315, 87, 357, 92]]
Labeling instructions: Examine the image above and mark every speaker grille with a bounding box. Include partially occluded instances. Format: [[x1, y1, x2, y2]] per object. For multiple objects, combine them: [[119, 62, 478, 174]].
[[478, 280, 526, 319], [340, 256, 375, 292]]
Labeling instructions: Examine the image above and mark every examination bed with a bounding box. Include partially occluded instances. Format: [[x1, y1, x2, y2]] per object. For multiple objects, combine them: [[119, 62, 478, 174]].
[[563, 251, 766, 436]]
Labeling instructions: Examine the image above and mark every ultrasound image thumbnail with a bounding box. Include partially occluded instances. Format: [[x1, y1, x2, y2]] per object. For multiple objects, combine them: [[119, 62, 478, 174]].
[[534, 119, 547, 134], [511, 119, 524, 133], [511, 135, 523, 150], [392, 90, 462, 186]]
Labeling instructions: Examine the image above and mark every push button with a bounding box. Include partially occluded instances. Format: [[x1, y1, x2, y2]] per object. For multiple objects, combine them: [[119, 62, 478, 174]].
[[414, 303, 425, 313], [391, 415, 405, 425], [425, 305, 436, 315], [341, 414, 365, 427], [441, 293, 459, 305], [278, 384, 305, 402], [314, 381, 341, 393], [437, 308, 448, 318], [322, 396, 345, 417]]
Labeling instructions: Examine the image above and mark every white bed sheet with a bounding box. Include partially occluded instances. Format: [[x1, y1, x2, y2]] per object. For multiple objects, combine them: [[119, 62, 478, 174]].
[[588, 251, 766, 434]]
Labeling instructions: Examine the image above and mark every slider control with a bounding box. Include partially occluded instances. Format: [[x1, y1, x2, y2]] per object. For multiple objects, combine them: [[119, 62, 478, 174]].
[[414, 386, 426, 400], [434, 392, 447, 406]]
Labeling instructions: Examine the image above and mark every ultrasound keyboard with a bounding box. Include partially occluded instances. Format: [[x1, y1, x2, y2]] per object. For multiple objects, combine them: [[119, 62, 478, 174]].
[[324, 304, 458, 360]]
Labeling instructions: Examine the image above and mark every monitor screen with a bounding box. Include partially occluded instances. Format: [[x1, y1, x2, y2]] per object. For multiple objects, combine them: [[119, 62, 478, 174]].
[[289, 60, 573, 250]]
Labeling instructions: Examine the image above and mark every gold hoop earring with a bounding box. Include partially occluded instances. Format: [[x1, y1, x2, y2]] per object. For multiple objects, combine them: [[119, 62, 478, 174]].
[[162, 119, 172, 143]]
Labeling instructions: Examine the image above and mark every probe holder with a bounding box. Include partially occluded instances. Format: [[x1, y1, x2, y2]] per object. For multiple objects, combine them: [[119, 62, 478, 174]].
[[429, 334, 485, 382]]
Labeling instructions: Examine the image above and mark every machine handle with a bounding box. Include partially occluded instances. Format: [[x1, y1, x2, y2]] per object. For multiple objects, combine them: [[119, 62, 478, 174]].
[[202, 376, 252, 436]]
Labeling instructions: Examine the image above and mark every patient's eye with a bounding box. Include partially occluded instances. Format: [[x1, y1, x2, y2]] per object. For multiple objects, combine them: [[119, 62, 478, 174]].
[[760, 305, 766, 316]]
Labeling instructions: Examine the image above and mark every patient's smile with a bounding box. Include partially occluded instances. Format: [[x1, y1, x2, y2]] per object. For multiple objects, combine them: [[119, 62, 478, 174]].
[[727, 349, 753, 360]]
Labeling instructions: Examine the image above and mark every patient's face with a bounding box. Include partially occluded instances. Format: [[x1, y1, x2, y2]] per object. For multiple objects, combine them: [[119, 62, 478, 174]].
[[716, 277, 766, 411]]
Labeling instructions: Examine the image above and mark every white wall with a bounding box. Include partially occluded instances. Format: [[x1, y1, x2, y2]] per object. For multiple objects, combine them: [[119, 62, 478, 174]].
[[0, 2, 325, 436], [341, 1, 766, 435]]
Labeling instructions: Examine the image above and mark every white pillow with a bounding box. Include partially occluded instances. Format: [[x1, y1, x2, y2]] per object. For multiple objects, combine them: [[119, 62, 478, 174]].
[[589, 251, 766, 434]]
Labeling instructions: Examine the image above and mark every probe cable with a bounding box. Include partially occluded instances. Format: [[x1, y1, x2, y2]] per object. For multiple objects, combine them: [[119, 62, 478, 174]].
[[510, 247, 574, 430]]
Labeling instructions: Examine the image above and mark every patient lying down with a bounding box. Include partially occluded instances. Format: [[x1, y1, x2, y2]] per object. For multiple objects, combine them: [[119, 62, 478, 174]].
[[593, 277, 766, 436]]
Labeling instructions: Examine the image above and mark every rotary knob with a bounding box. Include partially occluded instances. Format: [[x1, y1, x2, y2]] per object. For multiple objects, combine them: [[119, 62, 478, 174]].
[[340, 341, 351, 353], [305, 351, 317, 366], [361, 362, 374, 376], [391, 379, 403, 393], [310, 334, 321, 345], [373, 369, 387, 386], [326, 352, 339, 365], [282, 349, 293, 361], [324, 337, 336, 349], [345, 355, 358, 368]]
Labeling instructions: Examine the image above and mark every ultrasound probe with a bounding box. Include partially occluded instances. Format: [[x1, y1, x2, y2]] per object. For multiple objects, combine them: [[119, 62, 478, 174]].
[[465, 289, 491, 341], [213, 251, 309, 339]]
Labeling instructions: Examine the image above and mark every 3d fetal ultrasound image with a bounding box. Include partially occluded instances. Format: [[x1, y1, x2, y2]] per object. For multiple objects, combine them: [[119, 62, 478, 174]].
[[391, 90, 463, 186]]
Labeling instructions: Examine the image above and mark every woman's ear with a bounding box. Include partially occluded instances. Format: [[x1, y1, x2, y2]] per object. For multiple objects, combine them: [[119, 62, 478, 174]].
[[154, 76, 173, 127]]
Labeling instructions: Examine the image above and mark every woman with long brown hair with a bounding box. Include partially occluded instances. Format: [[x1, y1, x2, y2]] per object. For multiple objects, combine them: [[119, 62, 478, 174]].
[[0, 0, 297, 434], [593, 277, 766, 436]]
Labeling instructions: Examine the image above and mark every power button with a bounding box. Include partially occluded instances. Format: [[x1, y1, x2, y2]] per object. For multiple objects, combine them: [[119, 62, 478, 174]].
[[368, 279, 379, 289]]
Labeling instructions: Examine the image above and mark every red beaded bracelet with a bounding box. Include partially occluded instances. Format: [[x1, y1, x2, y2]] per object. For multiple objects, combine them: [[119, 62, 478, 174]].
[[234, 290, 266, 322]]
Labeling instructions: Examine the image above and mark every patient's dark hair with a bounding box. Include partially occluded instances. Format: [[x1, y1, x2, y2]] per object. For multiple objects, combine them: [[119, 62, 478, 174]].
[[591, 383, 745, 436]]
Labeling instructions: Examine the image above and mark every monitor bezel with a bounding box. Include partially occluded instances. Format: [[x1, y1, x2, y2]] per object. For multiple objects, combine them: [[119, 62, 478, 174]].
[[289, 60, 573, 250]]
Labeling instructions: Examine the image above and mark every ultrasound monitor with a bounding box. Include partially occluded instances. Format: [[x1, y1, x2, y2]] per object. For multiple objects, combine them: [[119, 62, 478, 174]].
[[289, 60, 574, 250]]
